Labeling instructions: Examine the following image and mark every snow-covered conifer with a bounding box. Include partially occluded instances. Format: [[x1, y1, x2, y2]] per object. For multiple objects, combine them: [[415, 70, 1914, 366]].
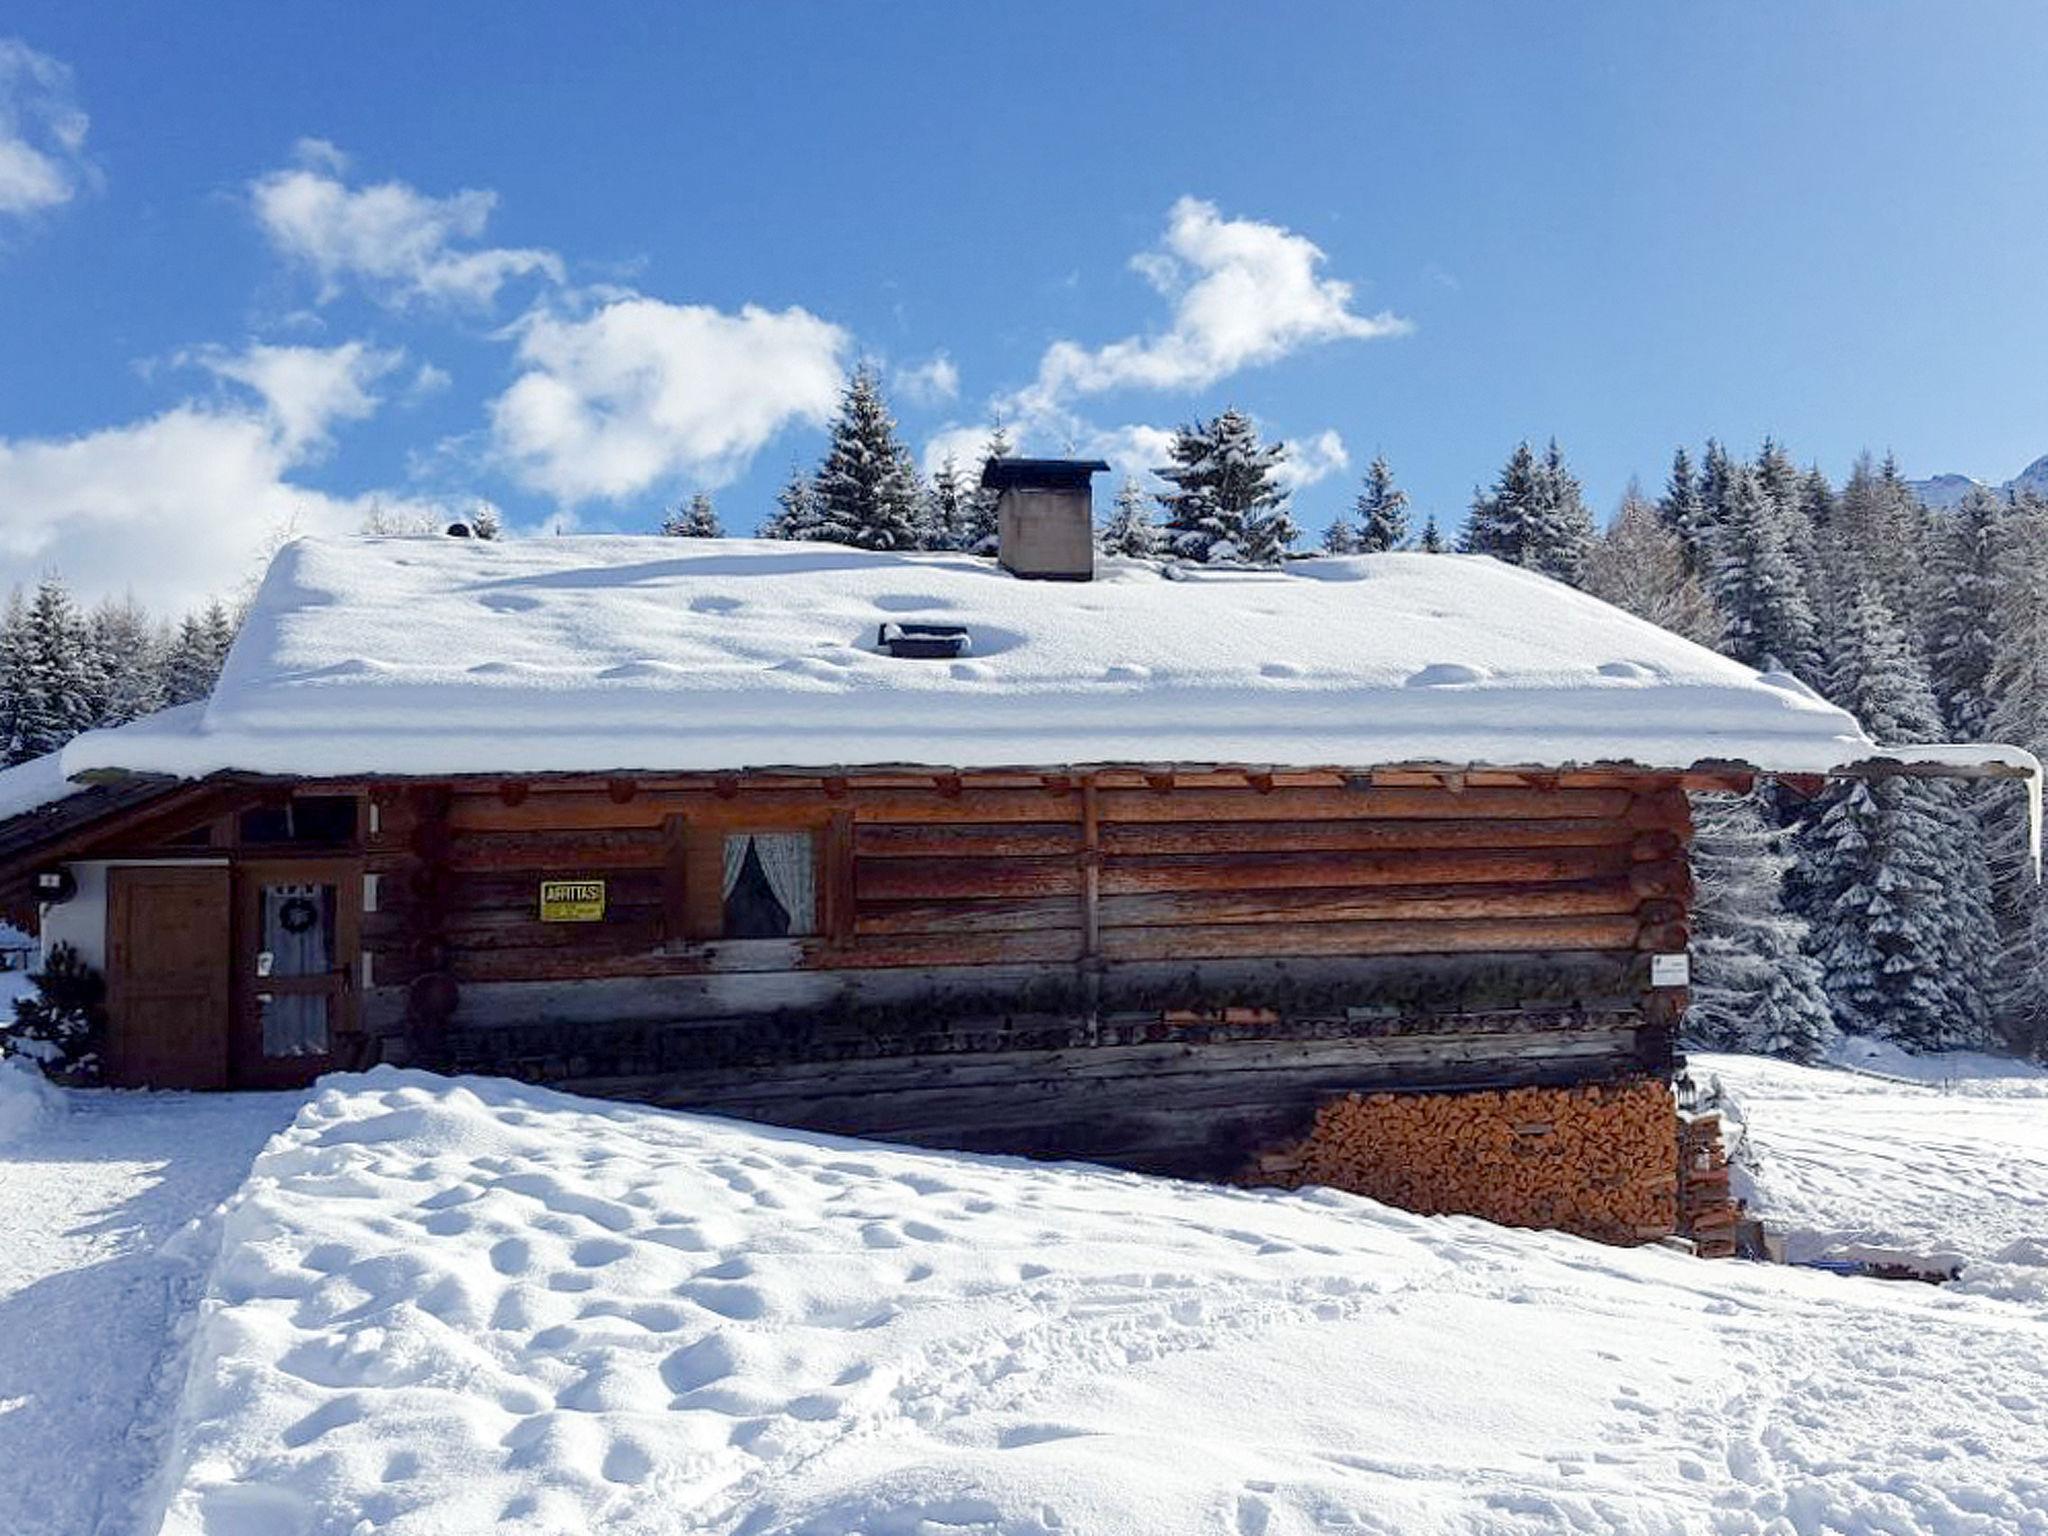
[[161, 602, 237, 709], [1353, 454, 1409, 552], [1925, 487, 2003, 740], [1156, 409, 1293, 564], [1794, 582, 1993, 1049], [1462, 439, 1592, 584], [5, 579, 98, 763], [923, 457, 973, 552], [1712, 463, 1825, 681], [1657, 446, 1715, 578], [960, 425, 1013, 556], [1417, 514, 1444, 553], [1687, 790, 1835, 1061], [1099, 477, 1161, 559], [661, 493, 723, 538], [88, 598, 167, 728], [811, 366, 924, 551], [1983, 495, 2048, 1052], [1319, 512, 1360, 554], [759, 466, 823, 540]]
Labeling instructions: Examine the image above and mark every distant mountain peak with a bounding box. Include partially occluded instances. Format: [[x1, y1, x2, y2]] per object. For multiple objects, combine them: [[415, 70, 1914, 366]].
[[1906, 456, 2048, 510]]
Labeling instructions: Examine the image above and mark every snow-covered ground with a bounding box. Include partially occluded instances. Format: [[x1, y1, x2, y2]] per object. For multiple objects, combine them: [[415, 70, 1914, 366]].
[[1697, 1045, 2048, 1295], [131, 1069, 2048, 1536], [5, 1057, 2045, 1534], [0, 1088, 298, 1534]]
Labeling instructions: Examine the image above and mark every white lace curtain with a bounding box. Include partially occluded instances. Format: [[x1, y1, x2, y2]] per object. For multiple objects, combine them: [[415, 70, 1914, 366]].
[[721, 832, 816, 935]]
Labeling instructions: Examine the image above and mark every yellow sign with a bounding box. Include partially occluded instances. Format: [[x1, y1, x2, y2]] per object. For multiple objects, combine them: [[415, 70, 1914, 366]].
[[539, 879, 607, 922]]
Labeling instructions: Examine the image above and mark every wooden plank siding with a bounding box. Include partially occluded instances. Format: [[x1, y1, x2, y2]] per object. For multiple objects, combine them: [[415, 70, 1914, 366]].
[[342, 768, 1695, 1170], [361, 775, 1690, 994]]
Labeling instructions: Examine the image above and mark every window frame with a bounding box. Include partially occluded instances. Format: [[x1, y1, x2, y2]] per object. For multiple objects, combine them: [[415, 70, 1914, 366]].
[[664, 808, 853, 949]]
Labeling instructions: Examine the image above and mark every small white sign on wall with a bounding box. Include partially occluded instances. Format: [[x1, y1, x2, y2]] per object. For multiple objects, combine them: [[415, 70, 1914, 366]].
[[1650, 952, 1691, 987]]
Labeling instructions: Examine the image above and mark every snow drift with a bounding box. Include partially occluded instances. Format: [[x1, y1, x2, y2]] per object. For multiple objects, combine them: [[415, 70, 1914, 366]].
[[144, 1069, 2048, 1535]]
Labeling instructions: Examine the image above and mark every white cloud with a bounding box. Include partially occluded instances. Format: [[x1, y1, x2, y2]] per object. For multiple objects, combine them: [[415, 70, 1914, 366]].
[[0, 339, 462, 610], [251, 140, 563, 308], [1008, 197, 1408, 420], [0, 403, 458, 612], [0, 39, 93, 217], [1276, 428, 1351, 491], [407, 362, 452, 399], [919, 422, 1001, 479], [185, 339, 404, 455], [488, 295, 848, 505], [894, 352, 960, 408]]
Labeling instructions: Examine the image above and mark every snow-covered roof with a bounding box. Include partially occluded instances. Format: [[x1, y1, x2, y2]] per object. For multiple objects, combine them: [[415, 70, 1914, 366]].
[[31, 534, 2044, 786]]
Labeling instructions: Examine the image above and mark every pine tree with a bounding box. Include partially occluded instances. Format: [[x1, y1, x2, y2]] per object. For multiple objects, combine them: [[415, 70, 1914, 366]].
[[1711, 463, 1825, 681], [6, 578, 98, 763], [161, 602, 237, 709], [923, 456, 973, 552], [960, 425, 1013, 556], [0, 591, 28, 765], [469, 503, 502, 540], [1099, 476, 1162, 559], [1353, 454, 1410, 552], [1925, 487, 2003, 740], [1795, 582, 1993, 1049], [88, 597, 167, 728], [1319, 511, 1360, 554], [1686, 790, 1835, 1062], [1657, 446, 1715, 579], [1417, 514, 1444, 553], [1461, 439, 1592, 584], [1581, 485, 1723, 647], [1155, 408, 1293, 564], [1461, 442, 1540, 563], [1824, 453, 1928, 640], [759, 464, 825, 540], [811, 365, 924, 551], [661, 493, 723, 538], [1983, 494, 2048, 1053]]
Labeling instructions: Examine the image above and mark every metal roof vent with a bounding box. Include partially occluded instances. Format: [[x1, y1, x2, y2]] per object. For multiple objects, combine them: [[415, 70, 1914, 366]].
[[981, 458, 1108, 581], [877, 621, 972, 660]]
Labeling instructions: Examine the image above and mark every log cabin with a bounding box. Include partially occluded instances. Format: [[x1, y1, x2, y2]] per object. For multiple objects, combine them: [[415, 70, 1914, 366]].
[[0, 462, 2033, 1235]]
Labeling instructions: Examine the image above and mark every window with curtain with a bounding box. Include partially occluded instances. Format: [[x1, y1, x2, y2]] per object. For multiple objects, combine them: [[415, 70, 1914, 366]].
[[721, 831, 817, 938]]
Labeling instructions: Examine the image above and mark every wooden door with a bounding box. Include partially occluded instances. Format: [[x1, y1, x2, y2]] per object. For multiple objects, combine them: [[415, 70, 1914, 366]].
[[106, 865, 232, 1089], [233, 858, 361, 1089]]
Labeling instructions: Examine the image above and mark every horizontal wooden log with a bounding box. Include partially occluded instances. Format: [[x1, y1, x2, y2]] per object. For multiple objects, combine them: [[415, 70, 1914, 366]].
[[592, 1038, 1644, 1130], [857, 896, 1083, 936], [1096, 786, 1635, 824], [440, 827, 670, 873], [376, 869, 668, 915], [1098, 818, 1644, 857], [855, 822, 1084, 858], [1096, 879, 1645, 929], [1099, 845, 1633, 895], [1099, 914, 1644, 962], [414, 927, 1088, 984], [856, 855, 1080, 901], [445, 786, 1084, 832], [426, 949, 1649, 1029], [379, 915, 667, 953]]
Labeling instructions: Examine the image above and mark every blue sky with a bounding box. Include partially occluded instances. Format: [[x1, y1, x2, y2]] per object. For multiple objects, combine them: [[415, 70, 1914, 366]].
[[3, 1, 2046, 609]]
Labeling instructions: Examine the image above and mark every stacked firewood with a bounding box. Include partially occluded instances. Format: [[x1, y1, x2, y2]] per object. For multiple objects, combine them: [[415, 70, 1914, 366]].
[[1251, 1079, 1679, 1245], [1677, 1111, 1738, 1258]]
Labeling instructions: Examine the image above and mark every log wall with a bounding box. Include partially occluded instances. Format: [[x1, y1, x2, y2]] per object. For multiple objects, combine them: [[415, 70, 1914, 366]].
[[352, 768, 1694, 1175]]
